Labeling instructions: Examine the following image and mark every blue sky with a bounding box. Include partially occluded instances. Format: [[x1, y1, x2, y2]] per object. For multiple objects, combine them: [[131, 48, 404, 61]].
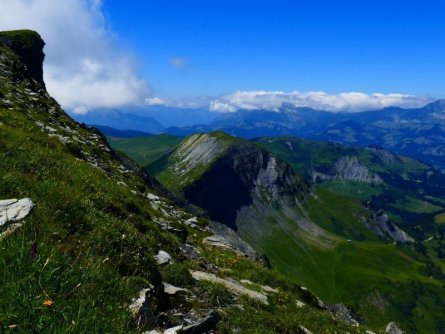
[[102, 0, 445, 98], [1, 0, 444, 112]]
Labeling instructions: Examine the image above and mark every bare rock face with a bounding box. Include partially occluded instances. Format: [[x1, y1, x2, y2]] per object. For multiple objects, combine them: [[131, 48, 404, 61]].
[[314, 156, 382, 184], [372, 211, 414, 243], [0, 30, 45, 86]]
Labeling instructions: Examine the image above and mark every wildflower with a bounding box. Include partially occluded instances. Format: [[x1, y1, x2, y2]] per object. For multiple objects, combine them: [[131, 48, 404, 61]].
[[43, 299, 53, 307]]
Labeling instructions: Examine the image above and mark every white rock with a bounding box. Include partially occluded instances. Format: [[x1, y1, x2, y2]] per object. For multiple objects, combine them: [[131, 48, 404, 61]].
[[129, 287, 152, 315], [186, 216, 198, 224], [299, 325, 313, 334], [146, 193, 160, 201], [154, 250, 173, 265], [386, 322, 405, 334], [0, 198, 34, 227], [184, 216, 199, 228], [163, 282, 189, 295], [261, 285, 278, 293], [191, 271, 268, 305], [163, 325, 183, 334], [296, 299, 306, 308]]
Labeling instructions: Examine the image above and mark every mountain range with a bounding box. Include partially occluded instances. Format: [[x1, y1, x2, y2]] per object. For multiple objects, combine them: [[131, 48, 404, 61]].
[[74, 100, 445, 171]]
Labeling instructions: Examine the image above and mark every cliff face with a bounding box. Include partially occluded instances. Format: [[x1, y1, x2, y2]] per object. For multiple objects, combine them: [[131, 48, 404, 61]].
[[156, 133, 310, 231], [313, 156, 382, 184], [0, 30, 45, 87]]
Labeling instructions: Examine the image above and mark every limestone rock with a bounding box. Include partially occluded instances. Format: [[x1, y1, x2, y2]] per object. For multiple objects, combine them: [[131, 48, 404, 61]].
[[155, 250, 173, 265], [295, 299, 305, 308], [386, 322, 405, 334], [372, 211, 414, 244], [191, 270, 268, 305], [163, 325, 183, 334], [184, 216, 198, 228], [129, 287, 156, 328], [299, 325, 313, 334], [0, 198, 34, 227], [162, 282, 189, 296], [0, 198, 34, 239]]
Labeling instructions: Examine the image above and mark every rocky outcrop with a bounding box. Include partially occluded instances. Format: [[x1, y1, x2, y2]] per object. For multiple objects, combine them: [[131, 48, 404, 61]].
[[370, 211, 414, 243], [313, 156, 382, 184], [207, 221, 259, 260], [0, 30, 45, 86]]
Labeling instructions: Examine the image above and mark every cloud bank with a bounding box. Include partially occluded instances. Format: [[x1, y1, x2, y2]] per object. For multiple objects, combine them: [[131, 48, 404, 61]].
[[209, 91, 431, 113], [0, 0, 150, 112]]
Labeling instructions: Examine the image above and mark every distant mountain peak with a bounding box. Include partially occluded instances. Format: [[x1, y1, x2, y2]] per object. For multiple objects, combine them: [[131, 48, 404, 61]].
[[425, 99, 445, 112]]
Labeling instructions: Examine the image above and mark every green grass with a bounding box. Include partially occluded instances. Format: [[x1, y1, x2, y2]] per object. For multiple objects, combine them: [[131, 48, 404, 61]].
[[241, 212, 445, 333], [434, 213, 445, 224], [108, 134, 180, 167], [320, 180, 385, 201], [391, 196, 443, 214]]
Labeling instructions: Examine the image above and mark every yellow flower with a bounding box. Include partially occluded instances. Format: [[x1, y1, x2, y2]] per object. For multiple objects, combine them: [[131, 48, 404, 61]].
[[43, 299, 53, 307]]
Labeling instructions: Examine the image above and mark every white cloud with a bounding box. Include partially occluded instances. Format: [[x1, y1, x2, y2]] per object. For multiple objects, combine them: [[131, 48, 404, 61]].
[[209, 91, 432, 113], [145, 97, 165, 105], [0, 0, 150, 111]]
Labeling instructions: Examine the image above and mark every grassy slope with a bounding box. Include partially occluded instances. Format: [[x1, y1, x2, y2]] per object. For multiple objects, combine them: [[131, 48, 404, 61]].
[[146, 133, 445, 333], [0, 33, 368, 334], [108, 134, 181, 167]]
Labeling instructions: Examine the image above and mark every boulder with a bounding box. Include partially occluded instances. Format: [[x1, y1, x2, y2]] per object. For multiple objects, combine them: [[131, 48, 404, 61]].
[[0, 198, 34, 227], [155, 250, 173, 265], [0, 198, 34, 239]]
